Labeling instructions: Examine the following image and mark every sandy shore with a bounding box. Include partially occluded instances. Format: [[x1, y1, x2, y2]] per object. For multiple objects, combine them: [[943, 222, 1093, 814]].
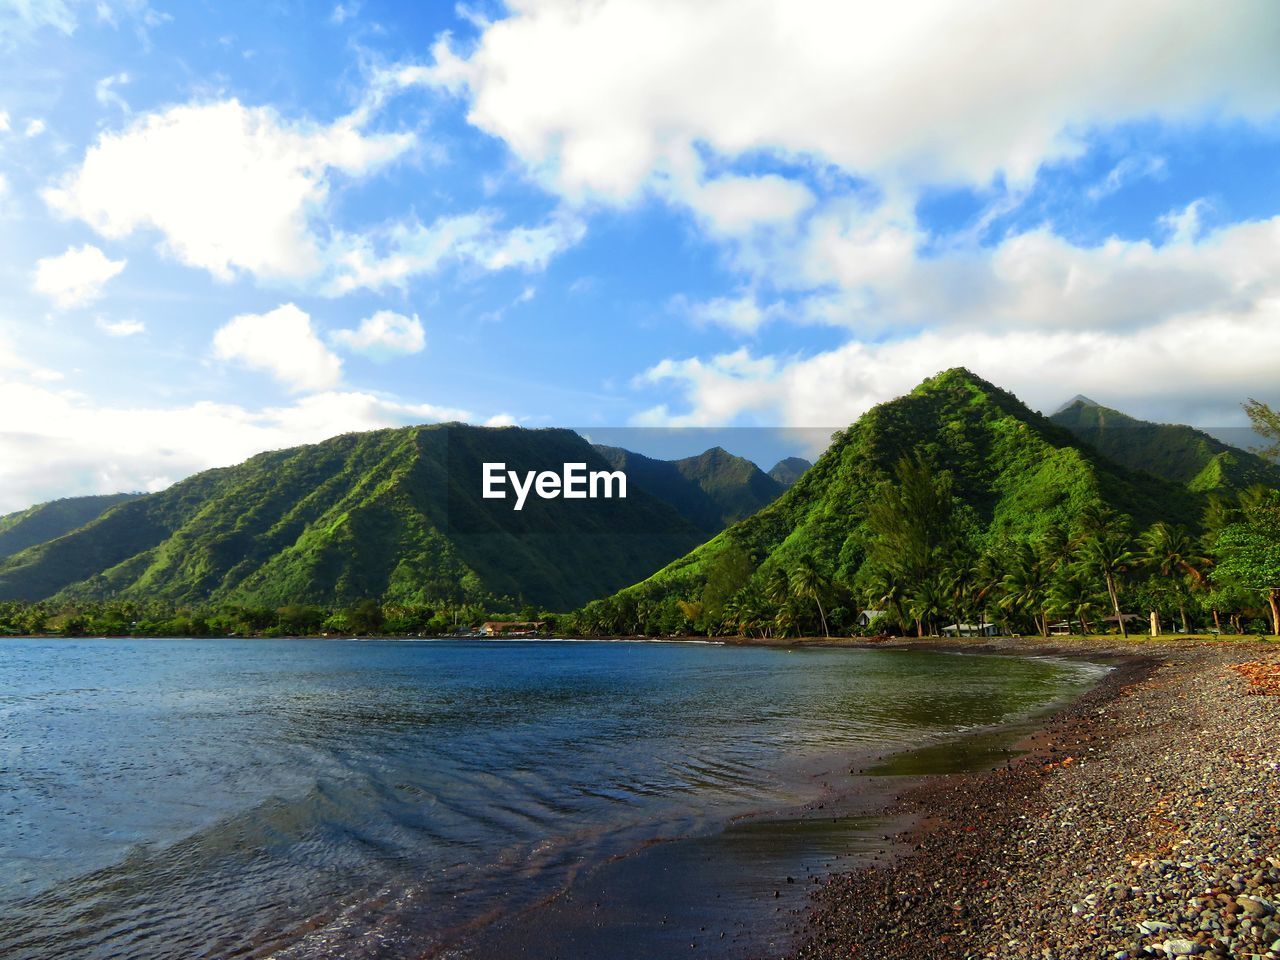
[[778, 635, 1280, 960]]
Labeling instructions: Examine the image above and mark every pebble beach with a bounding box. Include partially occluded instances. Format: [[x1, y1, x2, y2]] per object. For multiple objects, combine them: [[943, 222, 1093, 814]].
[[787, 637, 1280, 960]]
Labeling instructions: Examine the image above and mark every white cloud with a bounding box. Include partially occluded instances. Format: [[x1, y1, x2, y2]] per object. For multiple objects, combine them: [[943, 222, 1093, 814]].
[[332, 310, 425, 355], [1159, 199, 1209, 245], [43, 97, 583, 294], [95, 316, 144, 336], [95, 72, 130, 113], [44, 99, 414, 282], [681, 291, 781, 335], [33, 243, 126, 308], [0, 110, 9, 133], [422, 1, 1280, 202], [23, 117, 45, 137], [636, 302, 1280, 430], [0, 382, 482, 513], [325, 208, 584, 295], [212, 303, 343, 392], [1086, 154, 1167, 201], [0, 1, 76, 45], [683, 174, 815, 235], [706, 202, 1280, 341]]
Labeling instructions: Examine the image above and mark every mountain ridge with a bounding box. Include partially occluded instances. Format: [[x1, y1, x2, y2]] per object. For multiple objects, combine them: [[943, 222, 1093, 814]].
[[582, 368, 1209, 627], [0, 427, 797, 610], [0, 493, 143, 561], [1049, 399, 1280, 492]]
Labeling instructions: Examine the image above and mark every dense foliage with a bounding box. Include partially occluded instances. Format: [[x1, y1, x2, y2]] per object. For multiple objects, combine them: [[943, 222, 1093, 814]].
[[0, 493, 141, 561], [0, 597, 569, 639], [1051, 398, 1280, 492], [0, 426, 786, 611], [579, 369, 1280, 638]]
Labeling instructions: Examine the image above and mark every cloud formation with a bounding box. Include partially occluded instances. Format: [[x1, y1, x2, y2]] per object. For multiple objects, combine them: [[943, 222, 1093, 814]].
[[212, 303, 343, 392], [332, 310, 426, 355], [44, 99, 414, 282], [33, 243, 126, 308], [425, 0, 1280, 200]]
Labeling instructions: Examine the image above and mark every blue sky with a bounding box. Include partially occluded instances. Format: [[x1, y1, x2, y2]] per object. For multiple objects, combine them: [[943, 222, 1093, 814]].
[[0, 0, 1278, 510]]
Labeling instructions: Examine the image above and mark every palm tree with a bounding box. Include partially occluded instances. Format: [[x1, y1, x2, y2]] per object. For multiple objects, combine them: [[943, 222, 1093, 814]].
[[791, 557, 831, 637], [909, 575, 948, 637], [1139, 521, 1210, 633], [1047, 574, 1102, 635], [1077, 524, 1136, 638], [864, 572, 908, 636], [1000, 542, 1051, 637], [971, 549, 1008, 635]]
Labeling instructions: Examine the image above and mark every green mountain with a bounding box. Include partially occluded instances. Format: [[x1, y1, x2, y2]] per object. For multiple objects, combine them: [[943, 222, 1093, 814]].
[[768, 457, 812, 487], [0, 493, 142, 561], [593, 444, 785, 532], [0, 425, 720, 610], [593, 369, 1205, 609], [1049, 397, 1280, 492]]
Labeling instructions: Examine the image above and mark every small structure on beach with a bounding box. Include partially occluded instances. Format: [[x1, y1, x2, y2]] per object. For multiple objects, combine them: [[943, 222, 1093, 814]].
[[479, 620, 547, 637], [941, 622, 1000, 637], [857, 609, 886, 629]]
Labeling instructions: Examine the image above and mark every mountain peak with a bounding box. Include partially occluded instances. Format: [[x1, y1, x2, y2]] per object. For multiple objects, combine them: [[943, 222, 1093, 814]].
[[1052, 394, 1103, 415], [767, 457, 811, 487]]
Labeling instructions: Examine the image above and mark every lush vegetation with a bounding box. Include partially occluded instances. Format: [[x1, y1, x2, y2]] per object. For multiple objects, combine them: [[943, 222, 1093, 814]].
[[1051, 398, 1280, 492], [0, 426, 789, 611], [2, 371, 1276, 641], [0, 493, 141, 560], [0, 597, 570, 638], [578, 370, 1280, 638]]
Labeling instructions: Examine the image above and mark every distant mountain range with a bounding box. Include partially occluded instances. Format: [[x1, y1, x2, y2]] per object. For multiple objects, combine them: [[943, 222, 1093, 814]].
[[0, 429, 794, 610], [1, 373, 1272, 614], [1049, 397, 1280, 492]]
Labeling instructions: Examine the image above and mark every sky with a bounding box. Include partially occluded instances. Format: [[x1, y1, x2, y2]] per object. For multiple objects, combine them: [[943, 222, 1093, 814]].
[[0, 0, 1279, 512]]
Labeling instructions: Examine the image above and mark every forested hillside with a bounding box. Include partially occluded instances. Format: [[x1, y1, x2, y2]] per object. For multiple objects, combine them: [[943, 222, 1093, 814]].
[[578, 369, 1259, 637], [1051, 398, 1280, 492], [0, 425, 716, 610], [0, 493, 141, 560]]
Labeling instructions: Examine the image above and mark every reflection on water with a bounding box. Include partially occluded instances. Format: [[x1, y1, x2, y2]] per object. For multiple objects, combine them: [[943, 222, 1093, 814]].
[[0, 639, 1105, 959]]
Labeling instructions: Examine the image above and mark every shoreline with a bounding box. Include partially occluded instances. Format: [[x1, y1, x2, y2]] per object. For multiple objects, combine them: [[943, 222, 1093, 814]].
[[787, 636, 1280, 960], [419, 643, 1117, 959]]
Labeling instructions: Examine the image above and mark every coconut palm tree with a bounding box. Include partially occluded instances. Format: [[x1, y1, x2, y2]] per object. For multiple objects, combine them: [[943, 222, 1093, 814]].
[[1000, 542, 1051, 637], [791, 557, 831, 637], [1139, 521, 1210, 632], [1047, 574, 1102, 635], [1077, 524, 1137, 638]]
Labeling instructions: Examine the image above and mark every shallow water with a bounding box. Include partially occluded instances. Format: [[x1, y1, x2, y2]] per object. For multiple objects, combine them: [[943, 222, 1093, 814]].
[[0, 638, 1106, 959]]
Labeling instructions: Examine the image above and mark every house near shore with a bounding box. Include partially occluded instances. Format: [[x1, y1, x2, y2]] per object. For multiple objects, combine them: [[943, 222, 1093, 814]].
[[856, 609, 886, 629], [479, 620, 547, 637], [941, 622, 1000, 637]]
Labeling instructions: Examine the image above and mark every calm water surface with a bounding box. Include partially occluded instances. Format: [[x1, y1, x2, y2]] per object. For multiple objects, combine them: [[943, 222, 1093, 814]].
[[0, 638, 1105, 959]]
